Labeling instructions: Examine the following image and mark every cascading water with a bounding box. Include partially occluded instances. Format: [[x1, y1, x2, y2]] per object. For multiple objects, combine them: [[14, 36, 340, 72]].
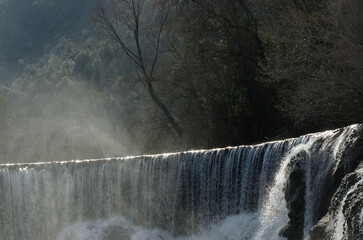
[[0, 124, 361, 240], [325, 162, 363, 240]]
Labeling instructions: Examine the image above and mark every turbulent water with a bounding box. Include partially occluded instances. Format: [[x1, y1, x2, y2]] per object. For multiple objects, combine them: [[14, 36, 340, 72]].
[[0, 124, 361, 240], [325, 162, 363, 240]]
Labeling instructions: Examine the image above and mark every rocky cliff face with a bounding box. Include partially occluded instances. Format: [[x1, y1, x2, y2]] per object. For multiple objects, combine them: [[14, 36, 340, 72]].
[[305, 132, 363, 240], [306, 162, 363, 240]]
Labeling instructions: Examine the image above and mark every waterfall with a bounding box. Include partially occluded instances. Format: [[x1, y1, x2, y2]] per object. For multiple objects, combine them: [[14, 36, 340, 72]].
[[325, 163, 363, 240], [0, 124, 361, 240], [331, 178, 363, 240]]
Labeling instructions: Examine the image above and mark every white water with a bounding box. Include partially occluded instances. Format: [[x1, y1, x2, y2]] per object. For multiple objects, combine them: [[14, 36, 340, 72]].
[[57, 214, 258, 240], [326, 168, 363, 240], [0, 124, 361, 240], [252, 139, 316, 240], [334, 179, 363, 240]]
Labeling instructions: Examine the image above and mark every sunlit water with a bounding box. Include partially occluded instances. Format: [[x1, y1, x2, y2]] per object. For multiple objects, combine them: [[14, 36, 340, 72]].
[[0, 124, 361, 240]]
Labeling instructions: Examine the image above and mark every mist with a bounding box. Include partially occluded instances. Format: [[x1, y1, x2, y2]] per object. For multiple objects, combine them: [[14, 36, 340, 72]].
[[0, 0, 141, 163], [1, 0, 362, 165], [0, 1, 362, 239], [0, 83, 138, 163]]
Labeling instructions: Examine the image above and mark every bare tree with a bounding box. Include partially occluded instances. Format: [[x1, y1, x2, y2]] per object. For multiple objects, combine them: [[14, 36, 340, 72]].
[[93, 0, 183, 137], [254, 0, 363, 129]]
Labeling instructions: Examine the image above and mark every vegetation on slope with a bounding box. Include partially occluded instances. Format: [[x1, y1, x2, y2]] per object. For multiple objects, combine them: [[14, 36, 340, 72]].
[[0, 0, 361, 162]]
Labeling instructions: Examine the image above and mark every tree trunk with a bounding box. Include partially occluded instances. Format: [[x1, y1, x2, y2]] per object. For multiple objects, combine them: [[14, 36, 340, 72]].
[[147, 82, 183, 138]]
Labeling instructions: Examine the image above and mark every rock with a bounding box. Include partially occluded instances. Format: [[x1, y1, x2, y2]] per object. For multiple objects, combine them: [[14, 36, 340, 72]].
[[280, 153, 306, 240], [306, 215, 330, 240], [306, 161, 363, 240]]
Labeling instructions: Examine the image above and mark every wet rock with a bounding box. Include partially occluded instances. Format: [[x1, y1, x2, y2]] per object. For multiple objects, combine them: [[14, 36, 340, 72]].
[[305, 214, 330, 240], [319, 130, 363, 220], [280, 153, 306, 240], [306, 161, 363, 240]]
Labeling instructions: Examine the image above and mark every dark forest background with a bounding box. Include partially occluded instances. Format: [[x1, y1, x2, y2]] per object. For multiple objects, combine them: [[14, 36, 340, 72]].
[[0, 0, 361, 163]]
